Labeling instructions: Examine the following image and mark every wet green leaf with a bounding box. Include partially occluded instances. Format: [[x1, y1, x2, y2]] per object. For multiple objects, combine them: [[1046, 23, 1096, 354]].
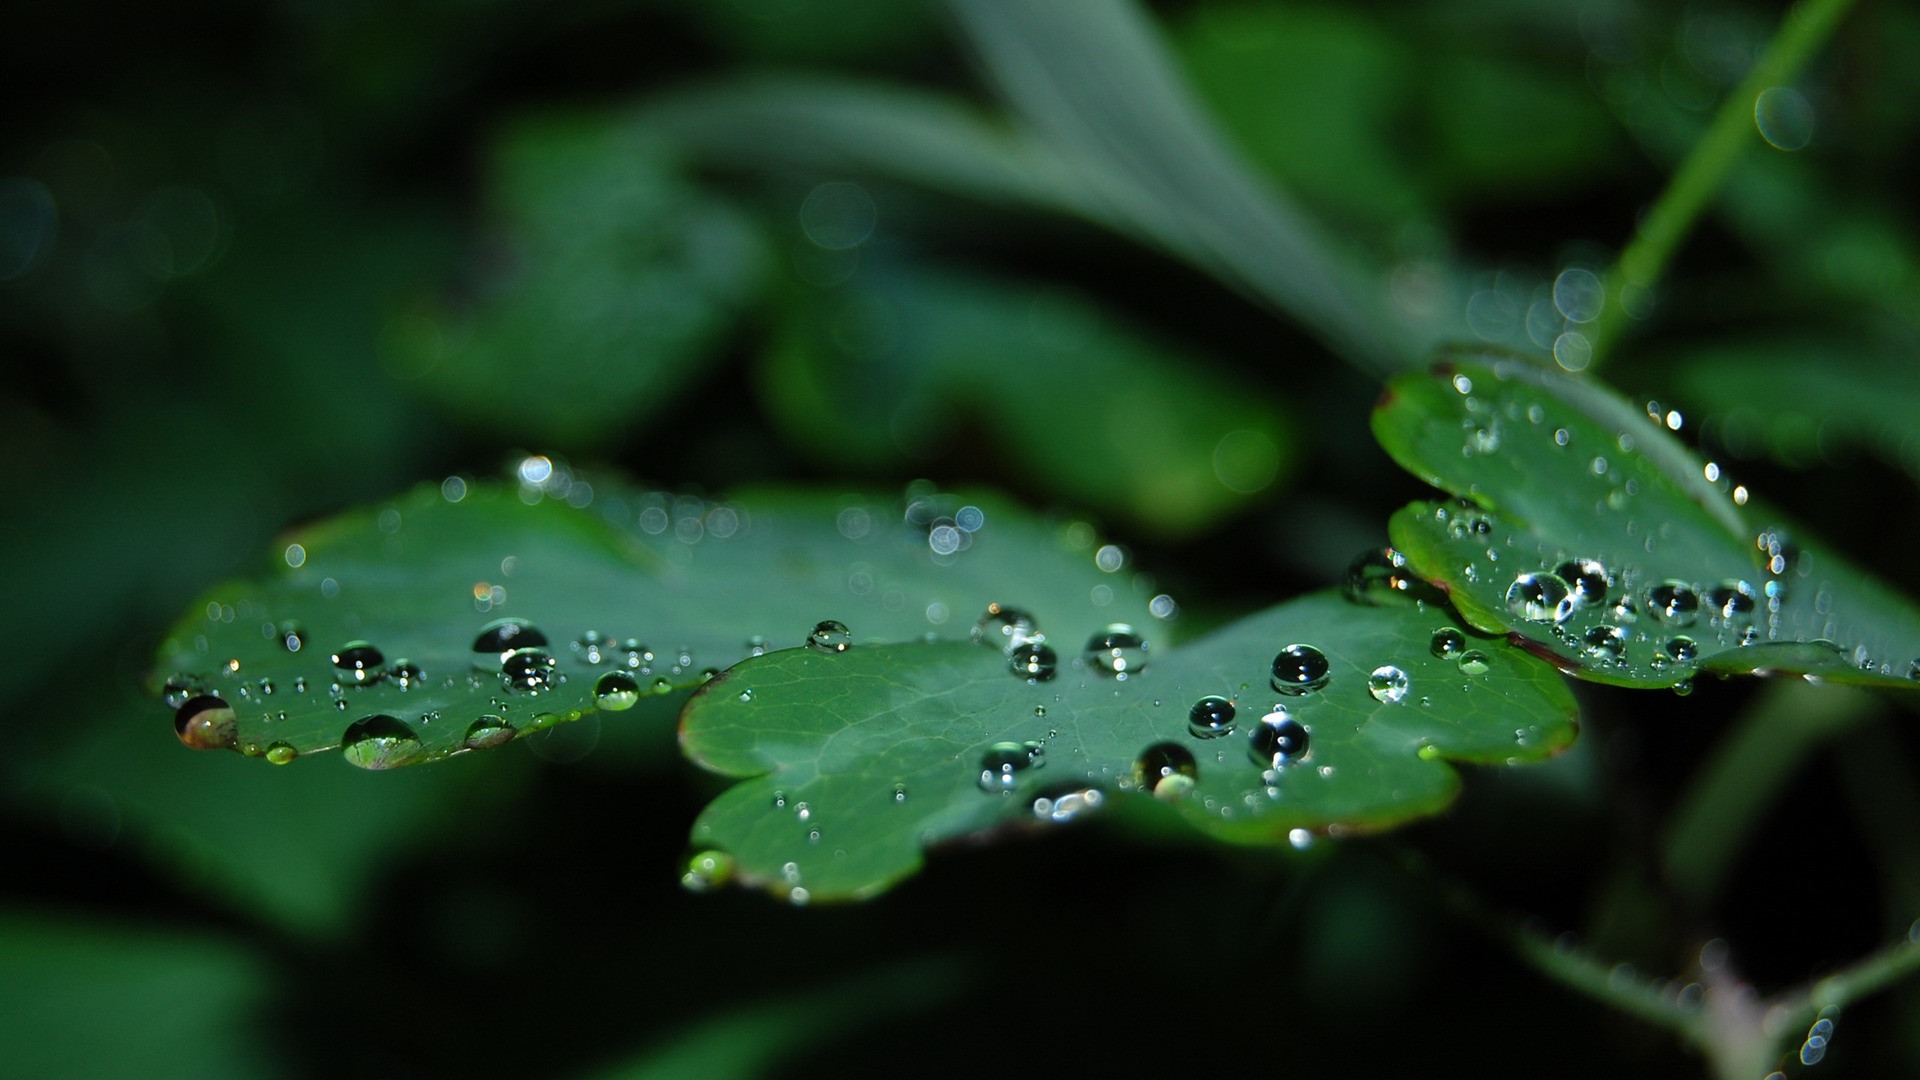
[[154, 475, 1163, 767], [1374, 356, 1920, 689], [680, 589, 1576, 901], [763, 262, 1294, 537]]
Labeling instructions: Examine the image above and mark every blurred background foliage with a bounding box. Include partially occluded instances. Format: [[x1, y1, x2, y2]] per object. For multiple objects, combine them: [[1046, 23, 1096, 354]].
[[3, 0, 1918, 1075]]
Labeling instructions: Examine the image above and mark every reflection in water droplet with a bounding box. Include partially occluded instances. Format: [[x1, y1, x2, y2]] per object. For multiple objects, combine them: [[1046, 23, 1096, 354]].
[[389, 660, 424, 689], [1031, 783, 1104, 823], [978, 741, 1037, 792], [1664, 637, 1698, 663], [473, 617, 547, 656], [1187, 696, 1236, 739], [174, 695, 237, 751], [1367, 666, 1409, 703], [1134, 742, 1198, 798], [1344, 548, 1415, 605], [1583, 625, 1627, 663], [331, 641, 386, 683], [1554, 560, 1610, 606], [502, 647, 558, 691], [465, 715, 515, 750], [1009, 642, 1058, 682], [1506, 572, 1574, 624], [681, 850, 735, 892], [1250, 709, 1309, 767], [594, 671, 640, 710], [1270, 644, 1331, 695], [972, 603, 1037, 651], [1705, 580, 1756, 621], [1084, 625, 1148, 678], [265, 742, 297, 765], [807, 620, 853, 654], [1430, 628, 1466, 659], [341, 714, 424, 770], [1647, 581, 1701, 626], [1458, 651, 1492, 676]]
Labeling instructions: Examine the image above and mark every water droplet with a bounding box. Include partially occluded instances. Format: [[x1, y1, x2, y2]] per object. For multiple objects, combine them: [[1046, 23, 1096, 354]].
[[807, 620, 852, 654], [464, 715, 515, 750], [1084, 624, 1148, 678], [472, 617, 547, 657], [1463, 421, 1501, 455], [1344, 547, 1415, 605], [738, 688, 755, 703], [277, 622, 307, 653], [972, 603, 1037, 651], [174, 695, 236, 751], [891, 784, 907, 803], [1447, 511, 1495, 540], [1367, 666, 1409, 704], [1270, 644, 1331, 695], [1134, 742, 1198, 797], [1458, 651, 1492, 676], [1664, 637, 1698, 663], [1646, 580, 1701, 626], [389, 660, 424, 689], [331, 641, 386, 684], [265, 742, 297, 766], [681, 849, 735, 892], [341, 714, 424, 770], [650, 676, 674, 694], [1250, 709, 1309, 767], [1505, 572, 1574, 624], [499, 647, 557, 692], [978, 741, 1039, 792], [1009, 642, 1058, 682], [1430, 628, 1467, 659], [1178, 695, 1236, 740], [772, 790, 788, 809], [1672, 678, 1694, 697], [1582, 625, 1627, 663], [1704, 580, 1756, 621], [1554, 559, 1610, 606], [1030, 783, 1104, 823], [594, 671, 640, 711]]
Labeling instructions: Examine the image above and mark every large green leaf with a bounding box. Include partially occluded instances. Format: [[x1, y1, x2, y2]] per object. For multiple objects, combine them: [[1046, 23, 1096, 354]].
[[680, 589, 1576, 901], [1373, 355, 1920, 689], [154, 473, 1164, 768]]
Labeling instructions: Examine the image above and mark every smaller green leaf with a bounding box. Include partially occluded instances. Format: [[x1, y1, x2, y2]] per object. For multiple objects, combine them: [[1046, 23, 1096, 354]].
[[1374, 356, 1920, 689], [680, 589, 1576, 902]]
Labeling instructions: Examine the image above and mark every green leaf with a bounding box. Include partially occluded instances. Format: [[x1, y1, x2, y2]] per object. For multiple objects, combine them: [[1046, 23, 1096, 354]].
[[680, 589, 1576, 902], [762, 261, 1295, 537], [1373, 355, 1920, 689], [154, 474, 1165, 767]]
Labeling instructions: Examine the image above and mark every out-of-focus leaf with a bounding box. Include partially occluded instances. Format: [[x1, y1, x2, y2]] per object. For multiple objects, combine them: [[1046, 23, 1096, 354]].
[[1374, 355, 1920, 688], [681, 589, 1576, 901], [669, 0, 937, 63], [762, 262, 1295, 537], [1420, 50, 1626, 206], [153, 474, 1165, 768], [390, 114, 768, 448]]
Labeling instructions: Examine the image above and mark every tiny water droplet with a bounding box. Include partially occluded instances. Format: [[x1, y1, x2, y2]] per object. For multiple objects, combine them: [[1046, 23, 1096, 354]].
[[1270, 644, 1331, 695], [501, 647, 558, 691], [738, 688, 755, 703], [807, 620, 852, 654], [1084, 624, 1148, 678], [464, 715, 515, 750], [1646, 581, 1700, 627], [594, 671, 640, 710], [681, 849, 735, 892], [972, 603, 1038, 652], [331, 641, 386, 684], [174, 695, 236, 751], [772, 790, 788, 809], [1506, 572, 1574, 624], [1430, 628, 1466, 659], [1367, 665, 1409, 704], [891, 784, 907, 803], [278, 622, 307, 653], [1458, 651, 1492, 676], [650, 676, 674, 694], [1187, 696, 1236, 739], [265, 742, 297, 765], [1009, 642, 1058, 682], [472, 617, 547, 657], [1030, 783, 1104, 823], [1554, 559, 1610, 606], [341, 714, 424, 770], [1250, 709, 1309, 767]]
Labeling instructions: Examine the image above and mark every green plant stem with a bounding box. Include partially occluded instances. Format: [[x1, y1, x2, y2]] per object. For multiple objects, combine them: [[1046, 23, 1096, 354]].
[[1589, 0, 1856, 366], [1661, 680, 1873, 910]]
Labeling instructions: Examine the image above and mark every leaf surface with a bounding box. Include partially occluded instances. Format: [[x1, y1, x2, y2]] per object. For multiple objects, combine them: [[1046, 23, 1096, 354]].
[[155, 477, 1163, 767], [1374, 356, 1920, 688], [680, 589, 1576, 901]]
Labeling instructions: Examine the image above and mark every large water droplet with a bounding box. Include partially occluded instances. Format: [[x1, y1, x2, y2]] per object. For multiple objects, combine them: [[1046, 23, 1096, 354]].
[[265, 742, 298, 766], [1704, 580, 1755, 622], [1187, 696, 1236, 739], [1009, 642, 1058, 682], [174, 695, 237, 751], [1554, 559, 1610, 606], [1270, 644, 1331, 695], [1505, 572, 1573, 624], [1367, 666, 1409, 703], [1030, 783, 1104, 823], [1646, 581, 1701, 627], [1458, 651, 1492, 676], [464, 715, 515, 750], [594, 671, 640, 711], [1430, 628, 1467, 659], [1664, 637, 1698, 663], [807, 620, 852, 654], [473, 617, 546, 657], [1582, 625, 1627, 663], [1249, 709, 1309, 767], [1134, 742, 1198, 797], [977, 740, 1042, 792], [502, 647, 558, 691], [972, 603, 1037, 652], [331, 641, 386, 684], [341, 714, 424, 770], [1084, 625, 1148, 678]]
